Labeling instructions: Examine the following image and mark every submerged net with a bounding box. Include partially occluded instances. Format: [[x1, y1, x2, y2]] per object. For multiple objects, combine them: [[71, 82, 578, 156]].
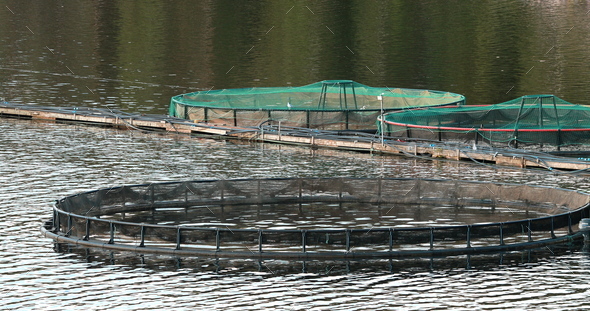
[[169, 80, 465, 130], [380, 95, 590, 147]]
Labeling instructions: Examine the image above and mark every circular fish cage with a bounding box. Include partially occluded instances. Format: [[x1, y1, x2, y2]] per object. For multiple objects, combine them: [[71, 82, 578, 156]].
[[378, 95, 590, 150], [42, 178, 590, 259], [169, 80, 465, 131]]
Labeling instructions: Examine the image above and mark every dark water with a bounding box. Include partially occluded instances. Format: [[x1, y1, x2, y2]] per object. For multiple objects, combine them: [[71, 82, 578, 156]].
[[3, 1, 590, 310]]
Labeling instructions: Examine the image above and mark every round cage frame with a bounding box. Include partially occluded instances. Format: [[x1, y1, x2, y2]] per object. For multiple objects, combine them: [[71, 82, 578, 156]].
[[42, 178, 590, 259]]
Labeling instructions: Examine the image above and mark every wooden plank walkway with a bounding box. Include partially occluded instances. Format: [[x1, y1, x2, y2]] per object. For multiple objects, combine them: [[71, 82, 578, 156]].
[[2, 102, 590, 172]]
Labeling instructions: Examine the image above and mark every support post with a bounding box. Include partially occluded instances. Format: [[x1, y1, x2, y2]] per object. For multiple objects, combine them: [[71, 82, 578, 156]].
[[139, 225, 145, 247], [84, 218, 90, 241], [108, 222, 115, 244], [389, 228, 394, 252], [213, 229, 220, 251], [66, 214, 72, 237], [176, 227, 182, 250], [258, 230, 263, 253], [527, 220, 532, 242], [346, 229, 351, 252], [302, 230, 307, 253]]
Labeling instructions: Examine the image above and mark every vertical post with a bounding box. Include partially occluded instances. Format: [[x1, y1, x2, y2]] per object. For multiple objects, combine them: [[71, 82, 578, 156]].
[[346, 229, 351, 252], [339, 84, 343, 110], [55, 210, 61, 233], [343, 83, 348, 110], [550, 216, 556, 238], [121, 186, 126, 208], [258, 230, 263, 253], [52, 207, 57, 232], [512, 97, 528, 147], [351, 82, 358, 109], [84, 218, 90, 241], [552, 96, 561, 150], [568, 212, 573, 235], [345, 111, 349, 130], [379, 94, 384, 146], [108, 222, 115, 244], [150, 183, 155, 206], [389, 228, 394, 252], [216, 229, 220, 251], [499, 223, 504, 245], [302, 230, 307, 253], [139, 225, 145, 247], [429, 228, 434, 250], [278, 121, 281, 141], [527, 220, 532, 242], [317, 83, 327, 109], [466, 225, 471, 248], [66, 214, 72, 237], [176, 227, 182, 250]]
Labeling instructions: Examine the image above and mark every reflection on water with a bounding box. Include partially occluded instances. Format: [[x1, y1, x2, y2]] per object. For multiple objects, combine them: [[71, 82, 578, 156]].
[[55, 242, 583, 276], [2, 1, 590, 115]]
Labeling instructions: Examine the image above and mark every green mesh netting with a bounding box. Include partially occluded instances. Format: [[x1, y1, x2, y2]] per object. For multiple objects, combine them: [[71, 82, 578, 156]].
[[169, 80, 464, 130], [380, 95, 590, 147]]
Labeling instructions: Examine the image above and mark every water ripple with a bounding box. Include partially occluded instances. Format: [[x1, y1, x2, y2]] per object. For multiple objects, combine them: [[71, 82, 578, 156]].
[[3, 119, 590, 310]]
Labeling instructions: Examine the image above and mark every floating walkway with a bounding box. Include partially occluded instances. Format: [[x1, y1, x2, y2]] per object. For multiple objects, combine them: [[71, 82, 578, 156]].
[[2, 101, 590, 172]]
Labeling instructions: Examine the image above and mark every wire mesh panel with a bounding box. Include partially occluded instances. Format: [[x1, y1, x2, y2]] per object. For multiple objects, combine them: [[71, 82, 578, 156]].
[[47, 178, 590, 259]]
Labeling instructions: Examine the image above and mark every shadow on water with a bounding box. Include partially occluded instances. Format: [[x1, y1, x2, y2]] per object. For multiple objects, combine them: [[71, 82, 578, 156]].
[[54, 241, 585, 276]]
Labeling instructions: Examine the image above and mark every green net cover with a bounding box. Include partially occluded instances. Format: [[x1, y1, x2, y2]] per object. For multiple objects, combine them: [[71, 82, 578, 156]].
[[168, 80, 464, 130], [380, 95, 590, 147]]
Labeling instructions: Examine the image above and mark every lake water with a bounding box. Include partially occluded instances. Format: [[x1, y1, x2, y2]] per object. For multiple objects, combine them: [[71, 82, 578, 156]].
[[3, 1, 590, 310]]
